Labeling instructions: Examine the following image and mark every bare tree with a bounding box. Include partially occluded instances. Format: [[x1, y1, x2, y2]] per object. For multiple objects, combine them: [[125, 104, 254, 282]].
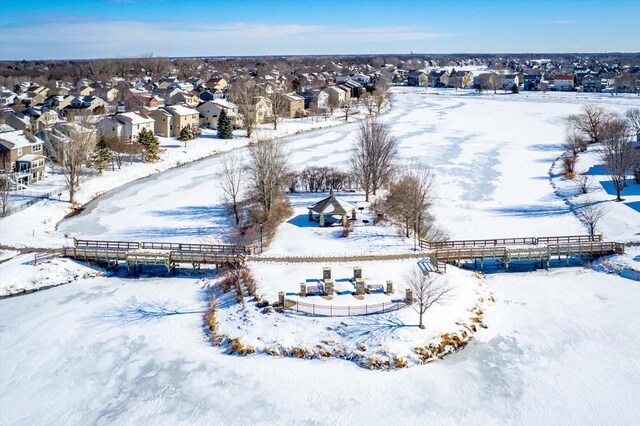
[[404, 268, 452, 329], [385, 162, 437, 241], [576, 199, 605, 236], [220, 155, 244, 226], [624, 108, 640, 135], [561, 152, 577, 177], [268, 90, 288, 130], [0, 178, 10, 217], [373, 78, 390, 114], [565, 129, 588, 155], [364, 93, 376, 116], [574, 174, 593, 194], [245, 138, 290, 219], [229, 78, 260, 138], [599, 118, 635, 201], [351, 118, 399, 201], [45, 113, 97, 204], [340, 99, 355, 121], [568, 105, 616, 143]]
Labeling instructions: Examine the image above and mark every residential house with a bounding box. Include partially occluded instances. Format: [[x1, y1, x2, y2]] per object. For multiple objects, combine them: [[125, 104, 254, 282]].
[[100, 111, 155, 141], [196, 99, 242, 128], [448, 71, 474, 88], [0, 130, 46, 185], [322, 86, 348, 108], [552, 75, 574, 91], [149, 105, 199, 137], [499, 74, 520, 90], [199, 89, 225, 102], [98, 87, 119, 102], [428, 70, 450, 87], [78, 86, 95, 97], [280, 93, 305, 118], [146, 95, 165, 110], [581, 75, 603, 92], [168, 91, 200, 107], [523, 74, 542, 91], [614, 76, 638, 93], [3, 111, 30, 131], [407, 71, 429, 87], [251, 96, 272, 124], [0, 89, 18, 106]]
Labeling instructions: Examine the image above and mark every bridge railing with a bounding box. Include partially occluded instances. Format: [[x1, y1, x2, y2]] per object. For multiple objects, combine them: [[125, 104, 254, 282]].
[[421, 234, 602, 250], [74, 238, 252, 254]]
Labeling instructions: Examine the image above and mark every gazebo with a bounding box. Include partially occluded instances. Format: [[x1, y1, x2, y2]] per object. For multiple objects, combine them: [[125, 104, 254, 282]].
[[308, 194, 357, 227]]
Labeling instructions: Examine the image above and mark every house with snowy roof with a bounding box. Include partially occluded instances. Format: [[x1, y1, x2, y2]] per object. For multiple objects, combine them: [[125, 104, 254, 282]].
[[0, 130, 46, 185]]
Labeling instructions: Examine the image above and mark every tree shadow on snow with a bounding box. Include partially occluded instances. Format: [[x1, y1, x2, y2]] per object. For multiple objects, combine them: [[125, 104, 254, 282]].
[[92, 300, 205, 325], [336, 314, 416, 345], [488, 204, 569, 218]]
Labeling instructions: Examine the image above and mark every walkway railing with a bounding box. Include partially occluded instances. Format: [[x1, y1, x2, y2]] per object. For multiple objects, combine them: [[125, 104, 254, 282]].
[[283, 299, 407, 317], [420, 234, 602, 250]]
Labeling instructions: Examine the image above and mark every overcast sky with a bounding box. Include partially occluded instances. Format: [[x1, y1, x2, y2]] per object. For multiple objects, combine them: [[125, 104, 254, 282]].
[[0, 0, 638, 60]]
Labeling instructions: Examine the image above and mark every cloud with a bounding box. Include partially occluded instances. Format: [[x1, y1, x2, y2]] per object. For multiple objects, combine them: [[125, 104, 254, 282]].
[[0, 17, 453, 59]]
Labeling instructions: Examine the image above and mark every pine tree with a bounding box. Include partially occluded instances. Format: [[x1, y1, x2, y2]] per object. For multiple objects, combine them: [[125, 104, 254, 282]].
[[178, 126, 193, 146], [217, 109, 234, 139], [512, 83, 519, 94], [137, 128, 160, 162], [92, 133, 113, 174]]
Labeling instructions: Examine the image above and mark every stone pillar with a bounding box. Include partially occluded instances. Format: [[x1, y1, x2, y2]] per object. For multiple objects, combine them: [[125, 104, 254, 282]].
[[324, 279, 334, 296], [405, 288, 413, 304], [323, 267, 331, 281], [386, 280, 393, 294], [353, 266, 362, 281], [355, 278, 365, 295], [319, 213, 325, 227], [278, 291, 285, 306], [308, 210, 313, 221], [300, 282, 307, 297]]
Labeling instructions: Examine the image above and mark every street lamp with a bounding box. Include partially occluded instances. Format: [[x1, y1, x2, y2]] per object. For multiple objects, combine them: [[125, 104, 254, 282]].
[[260, 223, 264, 254]]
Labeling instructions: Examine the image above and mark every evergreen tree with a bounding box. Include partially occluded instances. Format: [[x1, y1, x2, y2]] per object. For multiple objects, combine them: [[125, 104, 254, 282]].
[[92, 133, 113, 174], [137, 128, 160, 162], [512, 83, 519, 94], [178, 126, 193, 146], [217, 109, 234, 139]]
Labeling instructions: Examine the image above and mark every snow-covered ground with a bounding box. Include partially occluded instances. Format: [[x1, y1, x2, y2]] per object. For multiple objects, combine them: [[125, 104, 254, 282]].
[[1, 267, 639, 424], [2, 88, 640, 423]]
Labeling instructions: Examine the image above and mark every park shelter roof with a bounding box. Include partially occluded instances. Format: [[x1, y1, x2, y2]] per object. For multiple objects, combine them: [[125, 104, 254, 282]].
[[308, 195, 356, 216]]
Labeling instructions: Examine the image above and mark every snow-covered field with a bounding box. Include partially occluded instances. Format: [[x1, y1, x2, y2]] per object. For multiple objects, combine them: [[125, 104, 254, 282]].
[[2, 88, 640, 424], [1, 267, 639, 424]]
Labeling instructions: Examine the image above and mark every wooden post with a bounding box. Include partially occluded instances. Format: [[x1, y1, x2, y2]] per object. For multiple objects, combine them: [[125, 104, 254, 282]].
[[278, 291, 284, 306], [355, 278, 365, 295]]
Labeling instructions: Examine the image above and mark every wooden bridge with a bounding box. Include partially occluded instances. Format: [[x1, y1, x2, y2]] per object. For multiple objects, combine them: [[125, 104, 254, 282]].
[[423, 235, 625, 272], [55, 238, 251, 274]]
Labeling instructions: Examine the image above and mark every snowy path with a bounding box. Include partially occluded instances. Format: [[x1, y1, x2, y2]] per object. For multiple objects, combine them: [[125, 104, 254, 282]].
[[58, 89, 640, 245], [1, 269, 639, 424]]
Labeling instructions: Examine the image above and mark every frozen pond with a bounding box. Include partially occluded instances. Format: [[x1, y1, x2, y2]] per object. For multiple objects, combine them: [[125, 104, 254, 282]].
[[58, 89, 639, 243], [1, 268, 639, 424]]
